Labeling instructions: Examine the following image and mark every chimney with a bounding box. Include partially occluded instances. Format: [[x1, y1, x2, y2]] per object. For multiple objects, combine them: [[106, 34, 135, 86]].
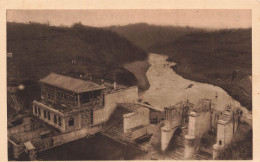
[[114, 82, 117, 90], [101, 79, 104, 86]]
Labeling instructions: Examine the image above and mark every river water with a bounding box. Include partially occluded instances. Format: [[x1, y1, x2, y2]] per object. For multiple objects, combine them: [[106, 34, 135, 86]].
[[140, 53, 249, 114]]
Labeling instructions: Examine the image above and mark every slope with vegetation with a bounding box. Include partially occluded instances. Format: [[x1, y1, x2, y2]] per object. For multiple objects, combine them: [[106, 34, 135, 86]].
[[7, 22, 148, 110], [108, 23, 202, 51], [7, 22, 148, 85]]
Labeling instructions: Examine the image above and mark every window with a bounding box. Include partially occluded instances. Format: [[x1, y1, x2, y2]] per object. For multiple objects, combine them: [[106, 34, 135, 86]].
[[57, 92, 64, 100], [81, 92, 90, 104], [34, 106, 37, 115], [69, 118, 74, 127], [38, 107, 41, 116], [44, 110, 47, 118], [58, 117, 61, 126], [54, 115, 57, 124], [47, 111, 50, 120], [219, 140, 222, 145]]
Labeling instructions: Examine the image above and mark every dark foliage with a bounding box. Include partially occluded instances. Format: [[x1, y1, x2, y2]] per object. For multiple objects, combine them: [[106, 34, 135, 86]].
[[107, 23, 202, 51], [7, 22, 148, 84]]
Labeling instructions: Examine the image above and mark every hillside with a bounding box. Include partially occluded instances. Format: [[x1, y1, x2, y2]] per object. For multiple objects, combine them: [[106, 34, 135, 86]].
[[150, 29, 252, 110], [7, 22, 149, 110], [7, 22, 148, 86], [108, 23, 202, 51]]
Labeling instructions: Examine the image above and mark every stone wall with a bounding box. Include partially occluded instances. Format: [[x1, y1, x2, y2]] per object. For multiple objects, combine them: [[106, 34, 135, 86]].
[[93, 86, 138, 125]]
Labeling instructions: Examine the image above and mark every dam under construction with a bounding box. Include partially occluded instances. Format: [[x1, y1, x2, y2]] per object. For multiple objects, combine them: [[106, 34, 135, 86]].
[[8, 72, 251, 160]]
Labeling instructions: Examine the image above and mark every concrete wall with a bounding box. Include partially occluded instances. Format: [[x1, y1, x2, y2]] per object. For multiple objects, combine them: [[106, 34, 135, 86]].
[[215, 120, 233, 148], [51, 125, 102, 149], [164, 114, 182, 130], [213, 120, 234, 159], [188, 111, 211, 139], [184, 111, 211, 159], [93, 86, 138, 125], [161, 127, 178, 152], [160, 110, 183, 152], [30, 125, 102, 152], [123, 108, 150, 133], [131, 126, 147, 140], [216, 123, 225, 147]]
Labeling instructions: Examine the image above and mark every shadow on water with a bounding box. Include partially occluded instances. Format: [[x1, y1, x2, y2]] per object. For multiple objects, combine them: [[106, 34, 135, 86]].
[[37, 133, 145, 160]]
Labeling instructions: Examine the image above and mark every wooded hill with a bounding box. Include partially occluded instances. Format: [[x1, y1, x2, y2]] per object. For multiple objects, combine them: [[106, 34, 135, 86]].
[[108, 23, 202, 51], [7, 22, 148, 86]]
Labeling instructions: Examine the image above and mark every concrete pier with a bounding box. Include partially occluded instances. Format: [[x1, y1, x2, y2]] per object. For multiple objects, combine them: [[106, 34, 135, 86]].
[[184, 135, 195, 159], [161, 127, 177, 152]]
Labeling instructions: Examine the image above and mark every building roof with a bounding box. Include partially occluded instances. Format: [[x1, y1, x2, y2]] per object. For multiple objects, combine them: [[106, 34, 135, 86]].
[[40, 73, 105, 93], [24, 141, 36, 150]]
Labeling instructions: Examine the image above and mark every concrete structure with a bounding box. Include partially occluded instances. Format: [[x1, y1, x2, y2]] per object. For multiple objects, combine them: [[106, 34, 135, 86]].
[[161, 100, 193, 152], [213, 105, 242, 159], [8, 73, 139, 159], [184, 99, 212, 159], [123, 105, 150, 133], [7, 73, 245, 160]]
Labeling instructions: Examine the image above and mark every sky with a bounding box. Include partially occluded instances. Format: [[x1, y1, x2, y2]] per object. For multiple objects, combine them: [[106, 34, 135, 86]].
[[6, 9, 251, 29]]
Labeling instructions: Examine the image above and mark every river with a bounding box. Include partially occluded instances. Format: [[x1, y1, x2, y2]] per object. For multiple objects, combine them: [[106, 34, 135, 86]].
[[140, 53, 250, 115]]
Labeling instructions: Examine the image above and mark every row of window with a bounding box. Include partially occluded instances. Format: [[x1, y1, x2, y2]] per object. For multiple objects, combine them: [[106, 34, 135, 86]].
[[34, 105, 62, 126], [81, 91, 101, 104]]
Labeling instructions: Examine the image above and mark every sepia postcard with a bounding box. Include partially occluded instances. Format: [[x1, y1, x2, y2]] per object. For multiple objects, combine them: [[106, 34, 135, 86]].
[[0, 0, 259, 161]]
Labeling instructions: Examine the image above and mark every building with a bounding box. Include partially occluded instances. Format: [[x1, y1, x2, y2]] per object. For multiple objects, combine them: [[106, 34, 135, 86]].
[[32, 73, 106, 133]]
